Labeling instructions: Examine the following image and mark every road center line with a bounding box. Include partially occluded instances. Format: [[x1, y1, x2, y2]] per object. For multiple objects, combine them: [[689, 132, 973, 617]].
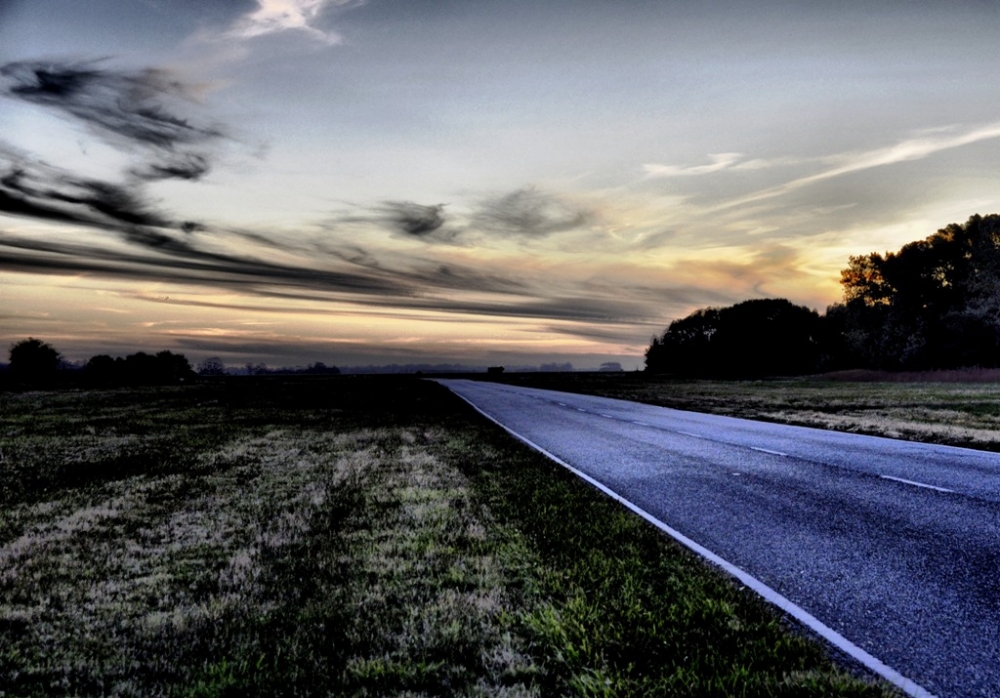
[[678, 431, 706, 439], [750, 446, 788, 457], [880, 475, 955, 494]]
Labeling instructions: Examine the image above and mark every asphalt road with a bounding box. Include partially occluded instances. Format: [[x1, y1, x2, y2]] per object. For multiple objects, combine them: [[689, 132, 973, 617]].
[[438, 379, 1000, 698]]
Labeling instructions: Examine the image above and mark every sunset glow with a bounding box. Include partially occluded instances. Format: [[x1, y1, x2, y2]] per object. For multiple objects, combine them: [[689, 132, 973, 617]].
[[3, 1, 1000, 369]]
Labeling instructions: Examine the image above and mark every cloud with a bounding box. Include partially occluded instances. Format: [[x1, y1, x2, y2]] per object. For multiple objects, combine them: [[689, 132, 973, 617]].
[[1, 60, 225, 187], [320, 201, 457, 244], [378, 200, 451, 239], [0, 155, 541, 318], [643, 153, 745, 178], [321, 187, 592, 246], [130, 153, 211, 182], [1, 61, 222, 154], [227, 0, 363, 44], [1, 164, 171, 230], [718, 122, 1000, 211], [474, 187, 591, 237]]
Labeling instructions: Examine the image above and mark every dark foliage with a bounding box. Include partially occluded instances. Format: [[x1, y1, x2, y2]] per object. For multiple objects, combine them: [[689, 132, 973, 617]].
[[647, 214, 1000, 375], [84, 350, 194, 385], [8, 338, 61, 385], [645, 299, 823, 378], [835, 214, 1000, 370], [303, 361, 340, 375]]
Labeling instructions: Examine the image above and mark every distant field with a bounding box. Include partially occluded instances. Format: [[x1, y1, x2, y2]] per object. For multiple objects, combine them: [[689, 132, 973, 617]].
[[484, 371, 1000, 451], [0, 377, 891, 696]]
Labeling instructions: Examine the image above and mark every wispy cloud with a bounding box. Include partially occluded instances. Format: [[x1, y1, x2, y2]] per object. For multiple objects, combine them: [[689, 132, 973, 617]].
[[377, 201, 453, 240], [1, 61, 222, 151], [643, 153, 745, 178], [718, 122, 1000, 211], [473, 187, 591, 237], [321, 187, 591, 246], [1, 60, 225, 185], [643, 153, 803, 180], [227, 0, 363, 44]]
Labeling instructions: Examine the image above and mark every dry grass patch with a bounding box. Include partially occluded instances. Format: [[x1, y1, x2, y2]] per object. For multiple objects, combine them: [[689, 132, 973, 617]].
[[0, 378, 896, 696]]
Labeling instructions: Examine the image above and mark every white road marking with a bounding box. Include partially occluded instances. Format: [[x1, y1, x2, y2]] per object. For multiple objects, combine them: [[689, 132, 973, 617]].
[[750, 446, 788, 457], [631, 421, 649, 427], [600, 413, 615, 419], [576, 408, 588, 412], [880, 475, 955, 494], [447, 388, 937, 698], [678, 431, 706, 439], [557, 402, 567, 407]]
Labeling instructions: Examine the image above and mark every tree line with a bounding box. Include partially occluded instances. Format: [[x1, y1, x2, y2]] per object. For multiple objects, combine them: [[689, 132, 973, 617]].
[[3, 340, 344, 388], [4, 339, 197, 386], [646, 214, 1000, 377]]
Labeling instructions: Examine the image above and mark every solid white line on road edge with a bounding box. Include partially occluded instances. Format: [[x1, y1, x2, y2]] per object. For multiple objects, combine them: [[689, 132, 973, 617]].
[[446, 388, 938, 698], [750, 446, 789, 457], [880, 475, 955, 494]]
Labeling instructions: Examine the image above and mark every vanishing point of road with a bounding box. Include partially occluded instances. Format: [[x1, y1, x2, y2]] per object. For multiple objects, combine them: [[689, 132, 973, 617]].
[[438, 379, 1000, 698]]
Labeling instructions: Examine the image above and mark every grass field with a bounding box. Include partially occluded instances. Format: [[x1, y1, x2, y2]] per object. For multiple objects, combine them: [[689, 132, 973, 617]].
[[485, 371, 1000, 452], [0, 377, 894, 696]]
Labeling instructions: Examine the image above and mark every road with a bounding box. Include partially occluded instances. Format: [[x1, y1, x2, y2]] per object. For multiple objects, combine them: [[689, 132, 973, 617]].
[[437, 379, 1000, 698]]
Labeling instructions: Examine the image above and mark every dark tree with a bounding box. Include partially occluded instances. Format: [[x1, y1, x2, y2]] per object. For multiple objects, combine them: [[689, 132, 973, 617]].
[[837, 214, 1000, 369], [156, 350, 194, 383], [85, 354, 119, 385], [119, 350, 193, 384], [304, 362, 339, 375], [645, 299, 822, 378], [9, 338, 61, 384], [198, 356, 226, 376], [645, 307, 721, 376]]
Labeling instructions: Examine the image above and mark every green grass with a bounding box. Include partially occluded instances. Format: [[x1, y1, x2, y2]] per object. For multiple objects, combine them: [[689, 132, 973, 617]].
[[485, 371, 1000, 451], [0, 377, 894, 696]]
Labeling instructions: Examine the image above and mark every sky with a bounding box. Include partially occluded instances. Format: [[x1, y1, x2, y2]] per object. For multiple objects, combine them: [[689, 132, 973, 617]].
[[2, 0, 1000, 370]]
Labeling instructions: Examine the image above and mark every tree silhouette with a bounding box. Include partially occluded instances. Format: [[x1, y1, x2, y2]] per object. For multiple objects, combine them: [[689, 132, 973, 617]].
[[9, 338, 61, 384], [81, 350, 194, 385], [646, 299, 822, 377], [836, 213, 1000, 369], [85, 354, 119, 385], [198, 356, 226, 376]]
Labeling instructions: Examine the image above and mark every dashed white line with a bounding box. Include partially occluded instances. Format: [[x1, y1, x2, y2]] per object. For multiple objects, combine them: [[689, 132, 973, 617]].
[[631, 420, 649, 427], [880, 475, 955, 494], [678, 431, 706, 439], [750, 446, 788, 457]]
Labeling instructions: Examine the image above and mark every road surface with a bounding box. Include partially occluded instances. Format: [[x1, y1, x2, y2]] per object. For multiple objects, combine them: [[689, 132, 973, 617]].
[[438, 379, 1000, 698]]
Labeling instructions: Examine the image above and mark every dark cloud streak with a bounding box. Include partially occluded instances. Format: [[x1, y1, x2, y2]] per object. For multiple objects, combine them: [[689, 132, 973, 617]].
[[380, 200, 448, 238], [0, 58, 673, 335], [2, 60, 223, 152], [474, 187, 590, 237], [2, 60, 223, 186], [130, 154, 211, 182]]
